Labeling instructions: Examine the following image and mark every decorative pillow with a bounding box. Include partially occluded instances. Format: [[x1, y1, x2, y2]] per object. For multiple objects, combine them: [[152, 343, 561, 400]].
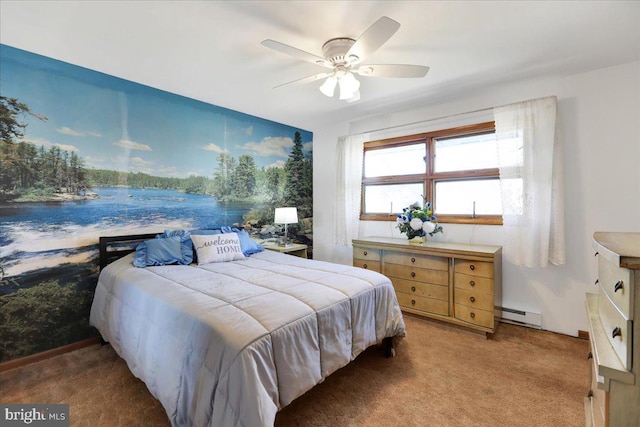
[[159, 229, 194, 263], [220, 227, 264, 256], [133, 234, 193, 267], [191, 233, 245, 265]]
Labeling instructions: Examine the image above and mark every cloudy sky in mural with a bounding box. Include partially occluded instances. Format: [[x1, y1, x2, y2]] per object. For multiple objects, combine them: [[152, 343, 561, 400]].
[[0, 45, 312, 178]]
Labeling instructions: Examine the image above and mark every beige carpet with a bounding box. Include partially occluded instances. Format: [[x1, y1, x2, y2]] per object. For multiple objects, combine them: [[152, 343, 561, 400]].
[[1, 315, 589, 426]]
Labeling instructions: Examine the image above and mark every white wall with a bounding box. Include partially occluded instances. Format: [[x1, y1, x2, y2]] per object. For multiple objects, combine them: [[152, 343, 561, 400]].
[[312, 60, 640, 336]]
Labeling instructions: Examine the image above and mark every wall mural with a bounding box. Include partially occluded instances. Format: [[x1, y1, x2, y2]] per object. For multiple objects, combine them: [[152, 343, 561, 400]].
[[0, 45, 313, 362]]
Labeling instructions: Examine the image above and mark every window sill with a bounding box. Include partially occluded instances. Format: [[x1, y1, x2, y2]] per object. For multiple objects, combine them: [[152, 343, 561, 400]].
[[360, 214, 503, 226]]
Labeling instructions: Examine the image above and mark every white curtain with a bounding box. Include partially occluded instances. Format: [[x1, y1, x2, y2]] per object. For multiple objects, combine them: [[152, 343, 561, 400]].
[[494, 96, 565, 267], [334, 133, 369, 246]]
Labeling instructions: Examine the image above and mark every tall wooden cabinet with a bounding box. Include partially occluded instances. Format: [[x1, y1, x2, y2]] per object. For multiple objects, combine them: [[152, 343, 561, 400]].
[[585, 232, 640, 427], [353, 237, 502, 335]]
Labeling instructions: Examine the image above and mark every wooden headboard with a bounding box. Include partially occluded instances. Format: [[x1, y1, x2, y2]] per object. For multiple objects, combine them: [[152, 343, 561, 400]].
[[99, 233, 159, 270]]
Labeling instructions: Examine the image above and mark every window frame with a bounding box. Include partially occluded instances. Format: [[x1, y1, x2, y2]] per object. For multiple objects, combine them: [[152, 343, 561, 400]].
[[360, 122, 502, 225]]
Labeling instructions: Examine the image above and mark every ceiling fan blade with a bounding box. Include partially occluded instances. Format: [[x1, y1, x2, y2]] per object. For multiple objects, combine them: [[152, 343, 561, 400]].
[[262, 39, 332, 68], [273, 72, 332, 89], [346, 16, 401, 64], [354, 64, 430, 78]]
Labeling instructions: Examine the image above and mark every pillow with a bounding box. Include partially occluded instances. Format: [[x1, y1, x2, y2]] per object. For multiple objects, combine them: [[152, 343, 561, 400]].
[[191, 233, 245, 265], [220, 227, 264, 256], [133, 234, 193, 267], [159, 229, 195, 264]]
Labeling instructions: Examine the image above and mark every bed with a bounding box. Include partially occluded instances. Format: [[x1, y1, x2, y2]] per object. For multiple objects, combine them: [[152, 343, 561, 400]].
[[90, 232, 406, 427]]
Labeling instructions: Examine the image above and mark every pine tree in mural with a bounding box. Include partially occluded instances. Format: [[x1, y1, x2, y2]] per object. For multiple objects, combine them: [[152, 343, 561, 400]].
[[284, 131, 312, 216], [1, 96, 42, 196], [212, 152, 236, 199], [0, 96, 90, 200], [233, 155, 257, 198]]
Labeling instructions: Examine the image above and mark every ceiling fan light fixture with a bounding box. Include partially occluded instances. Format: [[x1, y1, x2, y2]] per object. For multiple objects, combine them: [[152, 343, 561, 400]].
[[338, 72, 360, 100], [346, 90, 360, 103], [319, 76, 338, 97]]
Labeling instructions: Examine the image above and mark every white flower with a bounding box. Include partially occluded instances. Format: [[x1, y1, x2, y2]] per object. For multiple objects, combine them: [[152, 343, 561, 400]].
[[422, 221, 436, 233], [410, 218, 423, 231]]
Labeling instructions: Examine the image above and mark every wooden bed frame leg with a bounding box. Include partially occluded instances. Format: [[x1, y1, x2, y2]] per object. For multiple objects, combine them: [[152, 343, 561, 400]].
[[382, 337, 395, 358]]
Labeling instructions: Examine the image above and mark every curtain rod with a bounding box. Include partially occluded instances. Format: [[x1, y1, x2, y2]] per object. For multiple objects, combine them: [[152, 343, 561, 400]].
[[353, 95, 555, 137]]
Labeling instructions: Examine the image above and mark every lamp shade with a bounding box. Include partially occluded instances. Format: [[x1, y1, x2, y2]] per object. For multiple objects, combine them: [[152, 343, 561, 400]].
[[274, 207, 298, 224]]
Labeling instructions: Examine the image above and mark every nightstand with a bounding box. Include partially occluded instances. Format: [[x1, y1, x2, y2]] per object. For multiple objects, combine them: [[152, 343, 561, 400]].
[[264, 243, 308, 258]]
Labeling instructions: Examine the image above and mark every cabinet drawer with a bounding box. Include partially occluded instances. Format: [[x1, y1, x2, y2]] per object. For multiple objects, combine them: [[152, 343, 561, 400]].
[[455, 272, 494, 294], [353, 247, 381, 261], [454, 259, 494, 279], [392, 278, 448, 301], [384, 251, 448, 271], [598, 290, 633, 370], [353, 259, 380, 272], [454, 304, 494, 329], [598, 256, 634, 320], [396, 292, 449, 316], [454, 288, 494, 312], [384, 263, 449, 286]]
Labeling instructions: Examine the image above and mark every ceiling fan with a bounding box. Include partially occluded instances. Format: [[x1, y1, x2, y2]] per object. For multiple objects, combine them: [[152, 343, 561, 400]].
[[262, 16, 429, 103]]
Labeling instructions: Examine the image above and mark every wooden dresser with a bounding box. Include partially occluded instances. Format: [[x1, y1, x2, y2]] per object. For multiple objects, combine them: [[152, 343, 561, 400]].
[[353, 237, 502, 335], [585, 232, 640, 427]]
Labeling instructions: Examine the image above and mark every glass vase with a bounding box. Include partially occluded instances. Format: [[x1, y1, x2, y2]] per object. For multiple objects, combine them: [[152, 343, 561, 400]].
[[408, 235, 426, 244]]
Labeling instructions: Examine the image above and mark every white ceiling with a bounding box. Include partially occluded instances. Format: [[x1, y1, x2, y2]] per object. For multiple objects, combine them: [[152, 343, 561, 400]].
[[1, 1, 639, 131]]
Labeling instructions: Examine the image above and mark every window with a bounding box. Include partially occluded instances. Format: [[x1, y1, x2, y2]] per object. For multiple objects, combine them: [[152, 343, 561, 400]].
[[361, 122, 502, 224]]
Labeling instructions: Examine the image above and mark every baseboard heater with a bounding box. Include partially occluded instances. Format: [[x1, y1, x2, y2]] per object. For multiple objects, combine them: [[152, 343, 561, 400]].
[[498, 306, 542, 329]]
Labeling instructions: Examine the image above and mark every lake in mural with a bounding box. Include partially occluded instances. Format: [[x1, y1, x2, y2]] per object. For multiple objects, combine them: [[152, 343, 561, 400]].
[[0, 44, 313, 362]]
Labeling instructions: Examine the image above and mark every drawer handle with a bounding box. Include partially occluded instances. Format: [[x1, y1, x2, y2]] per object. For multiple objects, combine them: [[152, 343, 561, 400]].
[[595, 279, 599, 285], [363, 264, 368, 269], [411, 257, 416, 263], [470, 296, 475, 303], [587, 351, 593, 360], [594, 252, 599, 257], [612, 326, 622, 339], [411, 299, 416, 305], [411, 286, 416, 292], [469, 264, 476, 270], [411, 272, 416, 278], [469, 280, 476, 287], [470, 312, 476, 318], [614, 280, 624, 293], [363, 251, 368, 256]]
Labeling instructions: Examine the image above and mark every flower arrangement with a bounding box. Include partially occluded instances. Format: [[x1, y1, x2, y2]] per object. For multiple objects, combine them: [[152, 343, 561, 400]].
[[396, 197, 443, 240]]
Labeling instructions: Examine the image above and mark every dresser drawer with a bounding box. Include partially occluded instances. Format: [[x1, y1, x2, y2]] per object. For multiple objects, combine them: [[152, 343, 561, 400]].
[[454, 303, 494, 329], [384, 263, 449, 286], [392, 278, 448, 301], [598, 256, 634, 320], [589, 347, 607, 427], [598, 290, 633, 370], [353, 247, 381, 261], [353, 259, 380, 272], [384, 251, 448, 271], [454, 287, 494, 312], [455, 272, 494, 294], [454, 259, 494, 279], [396, 292, 449, 316]]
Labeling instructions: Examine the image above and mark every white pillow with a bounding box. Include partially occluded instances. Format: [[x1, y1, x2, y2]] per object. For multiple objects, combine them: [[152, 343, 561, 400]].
[[191, 233, 245, 265]]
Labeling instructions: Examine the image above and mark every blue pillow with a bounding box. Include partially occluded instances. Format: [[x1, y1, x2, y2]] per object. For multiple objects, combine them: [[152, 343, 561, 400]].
[[220, 227, 264, 256], [133, 232, 193, 267]]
